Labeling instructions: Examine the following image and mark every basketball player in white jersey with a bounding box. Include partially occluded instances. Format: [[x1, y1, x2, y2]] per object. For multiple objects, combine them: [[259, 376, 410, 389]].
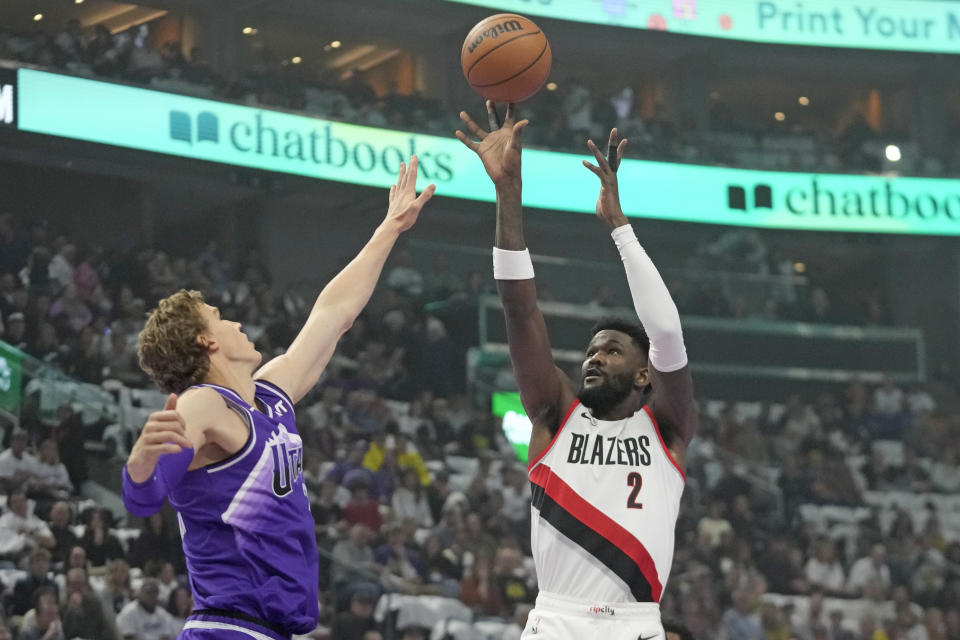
[[456, 102, 696, 639]]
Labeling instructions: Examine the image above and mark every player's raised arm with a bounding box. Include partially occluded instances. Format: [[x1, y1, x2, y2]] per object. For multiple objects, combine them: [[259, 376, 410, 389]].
[[255, 158, 436, 404], [457, 102, 576, 449], [583, 129, 697, 456]]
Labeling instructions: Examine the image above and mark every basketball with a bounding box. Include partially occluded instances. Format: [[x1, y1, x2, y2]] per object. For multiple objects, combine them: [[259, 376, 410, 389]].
[[461, 13, 552, 103]]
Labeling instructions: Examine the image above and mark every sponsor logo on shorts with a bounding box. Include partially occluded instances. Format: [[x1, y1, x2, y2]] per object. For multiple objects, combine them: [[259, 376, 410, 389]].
[[588, 604, 615, 616]]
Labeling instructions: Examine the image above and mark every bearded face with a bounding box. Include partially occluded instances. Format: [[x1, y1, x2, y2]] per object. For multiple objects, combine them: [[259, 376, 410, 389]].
[[576, 329, 649, 418], [577, 369, 637, 416]]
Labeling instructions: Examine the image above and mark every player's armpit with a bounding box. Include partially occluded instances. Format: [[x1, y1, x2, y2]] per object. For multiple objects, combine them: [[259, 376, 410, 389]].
[[647, 364, 697, 452]]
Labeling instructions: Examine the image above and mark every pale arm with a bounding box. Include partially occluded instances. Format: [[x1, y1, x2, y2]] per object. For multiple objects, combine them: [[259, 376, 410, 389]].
[[255, 158, 435, 403]]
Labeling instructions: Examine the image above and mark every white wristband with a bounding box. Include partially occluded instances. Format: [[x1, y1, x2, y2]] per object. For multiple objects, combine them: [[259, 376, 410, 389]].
[[492, 247, 535, 280]]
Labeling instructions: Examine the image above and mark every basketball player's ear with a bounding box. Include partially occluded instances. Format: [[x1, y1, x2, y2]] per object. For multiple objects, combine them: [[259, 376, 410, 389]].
[[196, 333, 217, 353], [634, 366, 650, 389]]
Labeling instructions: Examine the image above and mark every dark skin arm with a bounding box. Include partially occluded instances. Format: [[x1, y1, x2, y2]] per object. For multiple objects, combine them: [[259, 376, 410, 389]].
[[583, 128, 697, 466], [456, 102, 577, 460]]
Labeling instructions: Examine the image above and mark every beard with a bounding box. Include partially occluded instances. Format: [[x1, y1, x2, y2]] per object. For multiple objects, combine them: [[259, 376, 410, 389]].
[[577, 370, 636, 417]]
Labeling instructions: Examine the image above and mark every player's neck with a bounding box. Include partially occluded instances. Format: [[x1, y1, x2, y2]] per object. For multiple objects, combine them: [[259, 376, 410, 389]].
[[204, 359, 257, 406]]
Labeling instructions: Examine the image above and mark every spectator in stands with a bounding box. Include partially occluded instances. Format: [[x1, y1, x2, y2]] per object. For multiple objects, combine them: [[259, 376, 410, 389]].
[[46, 502, 78, 565], [97, 558, 133, 629], [385, 249, 424, 298], [166, 586, 192, 629], [63, 545, 88, 577], [50, 404, 88, 488], [343, 480, 384, 533], [1, 311, 26, 350], [697, 500, 733, 548], [0, 487, 55, 562], [17, 587, 63, 640], [791, 590, 826, 640], [420, 253, 460, 301], [61, 567, 115, 640], [329, 440, 373, 487], [331, 588, 380, 640], [81, 508, 125, 567], [28, 438, 73, 502], [500, 465, 530, 525], [375, 521, 425, 592], [826, 609, 857, 640], [760, 534, 810, 595], [128, 513, 182, 572], [491, 547, 534, 619], [805, 538, 846, 595], [847, 544, 891, 597], [331, 524, 381, 608], [11, 549, 56, 616], [395, 433, 430, 486], [53, 20, 86, 62], [722, 588, 764, 640], [115, 578, 181, 640], [391, 468, 433, 527], [47, 243, 76, 292], [0, 429, 39, 492]]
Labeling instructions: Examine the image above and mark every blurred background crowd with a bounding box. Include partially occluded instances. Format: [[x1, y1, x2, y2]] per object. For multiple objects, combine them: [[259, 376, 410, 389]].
[[1, 0, 959, 639]]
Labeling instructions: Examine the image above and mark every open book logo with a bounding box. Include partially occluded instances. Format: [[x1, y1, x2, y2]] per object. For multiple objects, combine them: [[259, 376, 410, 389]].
[[727, 183, 773, 211], [169, 110, 219, 144]]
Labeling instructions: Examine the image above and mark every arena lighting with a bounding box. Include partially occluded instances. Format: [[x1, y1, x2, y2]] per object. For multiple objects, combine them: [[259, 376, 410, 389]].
[[291, 56, 302, 64], [242, 27, 257, 35], [794, 262, 807, 274], [33, 13, 43, 21], [330, 40, 342, 48], [886, 145, 902, 162], [798, 96, 810, 106], [774, 112, 786, 122], [75, 0, 85, 4], [545, 82, 557, 91]]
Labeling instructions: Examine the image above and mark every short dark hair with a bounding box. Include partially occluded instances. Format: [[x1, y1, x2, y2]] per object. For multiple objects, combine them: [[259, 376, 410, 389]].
[[589, 317, 650, 357]]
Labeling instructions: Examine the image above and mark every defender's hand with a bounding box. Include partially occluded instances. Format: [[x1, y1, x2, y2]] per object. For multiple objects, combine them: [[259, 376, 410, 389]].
[[385, 156, 436, 233], [126, 394, 193, 483], [583, 128, 629, 229], [456, 101, 528, 189]]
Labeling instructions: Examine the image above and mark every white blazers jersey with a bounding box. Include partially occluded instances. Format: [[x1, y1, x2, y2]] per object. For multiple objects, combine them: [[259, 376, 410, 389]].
[[528, 401, 685, 603]]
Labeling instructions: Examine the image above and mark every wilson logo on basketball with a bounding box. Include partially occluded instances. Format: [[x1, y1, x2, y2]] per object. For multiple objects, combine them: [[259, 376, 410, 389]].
[[466, 19, 525, 54]]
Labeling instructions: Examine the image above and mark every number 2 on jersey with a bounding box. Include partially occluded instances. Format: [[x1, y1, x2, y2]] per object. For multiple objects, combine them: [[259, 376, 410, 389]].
[[626, 471, 643, 509]]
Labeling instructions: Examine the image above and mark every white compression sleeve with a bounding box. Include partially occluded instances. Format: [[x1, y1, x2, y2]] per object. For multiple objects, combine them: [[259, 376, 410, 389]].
[[611, 224, 688, 372]]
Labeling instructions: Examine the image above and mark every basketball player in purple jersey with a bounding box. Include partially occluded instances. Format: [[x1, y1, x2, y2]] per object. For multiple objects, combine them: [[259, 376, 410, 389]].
[[457, 104, 696, 639], [121, 159, 435, 639]]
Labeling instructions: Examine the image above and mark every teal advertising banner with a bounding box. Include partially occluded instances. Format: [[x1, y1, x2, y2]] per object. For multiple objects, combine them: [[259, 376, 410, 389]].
[[445, 0, 960, 54], [16, 69, 960, 235]]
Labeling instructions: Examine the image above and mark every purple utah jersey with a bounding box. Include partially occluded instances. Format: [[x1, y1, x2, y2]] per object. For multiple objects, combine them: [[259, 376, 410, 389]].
[[170, 380, 318, 635]]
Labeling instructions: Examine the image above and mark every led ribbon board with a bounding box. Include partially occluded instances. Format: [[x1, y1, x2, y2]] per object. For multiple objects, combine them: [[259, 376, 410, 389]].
[[444, 0, 960, 54], [16, 68, 960, 235]]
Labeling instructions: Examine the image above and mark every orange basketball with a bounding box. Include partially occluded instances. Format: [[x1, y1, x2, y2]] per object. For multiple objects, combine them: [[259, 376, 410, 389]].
[[461, 13, 551, 103]]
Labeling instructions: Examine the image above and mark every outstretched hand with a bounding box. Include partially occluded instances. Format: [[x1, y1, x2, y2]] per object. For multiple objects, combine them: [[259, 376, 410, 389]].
[[583, 128, 629, 229], [455, 101, 528, 189], [386, 156, 436, 233]]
